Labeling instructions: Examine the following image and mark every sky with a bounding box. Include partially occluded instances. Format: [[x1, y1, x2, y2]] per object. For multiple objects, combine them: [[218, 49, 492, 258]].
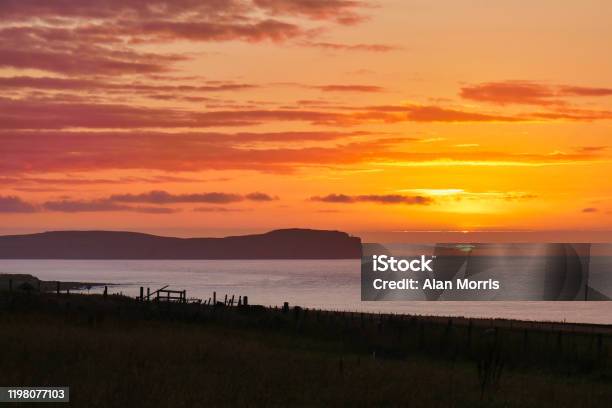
[[1, 0, 612, 241]]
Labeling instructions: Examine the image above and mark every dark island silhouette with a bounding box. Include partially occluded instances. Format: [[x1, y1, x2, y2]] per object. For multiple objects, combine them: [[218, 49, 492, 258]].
[[0, 229, 362, 259]]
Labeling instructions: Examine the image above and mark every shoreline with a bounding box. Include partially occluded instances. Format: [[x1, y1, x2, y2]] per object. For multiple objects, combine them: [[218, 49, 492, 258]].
[[1, 274, 610, 334], [0, 273, 111, 292], [2, 273, 611, 328]]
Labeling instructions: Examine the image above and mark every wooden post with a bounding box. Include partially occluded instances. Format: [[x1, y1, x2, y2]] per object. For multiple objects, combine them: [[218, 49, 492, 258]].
[[597, 333, 603, 358], [238, 296, 242, 306], [224, 294, 228, 305], [230, 295, 235, 306], [243, 296, 248, 306], [56, 281, 60, 295], [467, 319, 473, 353], [146, 287, 150, 301], [183, 290, 187, 303], [213, 291, 216, 304], [418, 322, 425, 350], [139, 287, 144, 301], [283, 302, 289, 313], [103, 286, 108, 299]]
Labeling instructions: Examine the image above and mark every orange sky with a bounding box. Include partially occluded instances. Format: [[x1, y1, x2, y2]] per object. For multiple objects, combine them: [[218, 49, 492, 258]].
[[1, 1, 612, 241]]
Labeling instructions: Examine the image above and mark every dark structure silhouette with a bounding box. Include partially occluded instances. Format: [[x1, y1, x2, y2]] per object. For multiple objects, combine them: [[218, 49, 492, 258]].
[[0, 229, 362, 259]]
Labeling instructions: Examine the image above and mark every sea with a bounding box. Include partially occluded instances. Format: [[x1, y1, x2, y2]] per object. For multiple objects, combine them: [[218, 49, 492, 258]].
[[1, 259, 611, 324]]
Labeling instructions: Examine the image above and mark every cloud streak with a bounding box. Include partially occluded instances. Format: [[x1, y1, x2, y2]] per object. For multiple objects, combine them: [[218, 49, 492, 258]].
[[310, 194, 433, 205], [461, 81, 612, 106], [0, 130, 604, 174], [314, 84, 384, 92], [304, 42, 398, 52], [582, 207, 598, 213], [0, 189, 278, 214], [110, 191, 277, 204], [0, 196, 38, 213], [0, 1, 368, 76], [42, 200, 178, 214], [0, 76, 257, 95], [1, 97, 560, 131]]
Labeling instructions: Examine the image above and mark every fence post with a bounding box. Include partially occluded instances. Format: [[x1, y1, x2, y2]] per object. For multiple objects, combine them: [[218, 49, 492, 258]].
[[213, 291, 216, 304], [243, 296, 248, 306], [597, 333, 603, 359], [139, 287, 144, 301], [467, 319, 473, 354], [103, 286, 108, 299], [146, 287, 150, 301], [224, 294, 228, 305], [283, 302, 289, 313], [230, 295, 235, 306]]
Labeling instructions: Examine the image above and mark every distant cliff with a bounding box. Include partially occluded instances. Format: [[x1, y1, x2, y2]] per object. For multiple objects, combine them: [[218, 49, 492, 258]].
[[0, 229, 362, 259]]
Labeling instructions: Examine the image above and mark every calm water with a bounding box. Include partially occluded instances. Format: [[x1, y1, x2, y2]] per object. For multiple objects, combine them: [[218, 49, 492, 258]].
[[1, 259, 611, 324]]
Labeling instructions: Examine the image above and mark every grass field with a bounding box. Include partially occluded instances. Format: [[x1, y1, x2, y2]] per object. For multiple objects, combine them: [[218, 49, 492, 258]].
[[0, 292, 610, 407]]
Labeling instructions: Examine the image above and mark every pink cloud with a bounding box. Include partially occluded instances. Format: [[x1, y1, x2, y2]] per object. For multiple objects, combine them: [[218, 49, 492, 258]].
[[0, 76, 257, 94], [0, 1, 369, 75], [253, 0, 366, 24]]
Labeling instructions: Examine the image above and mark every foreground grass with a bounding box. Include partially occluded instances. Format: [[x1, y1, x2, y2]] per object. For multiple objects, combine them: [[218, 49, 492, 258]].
[[0, 294, 610, 407]]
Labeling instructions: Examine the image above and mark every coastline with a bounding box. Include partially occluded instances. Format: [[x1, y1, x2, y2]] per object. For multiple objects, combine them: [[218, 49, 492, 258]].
[[1, 275, 610, 333], [3, 258, 611, 324], [0, 273, 110, 293]]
